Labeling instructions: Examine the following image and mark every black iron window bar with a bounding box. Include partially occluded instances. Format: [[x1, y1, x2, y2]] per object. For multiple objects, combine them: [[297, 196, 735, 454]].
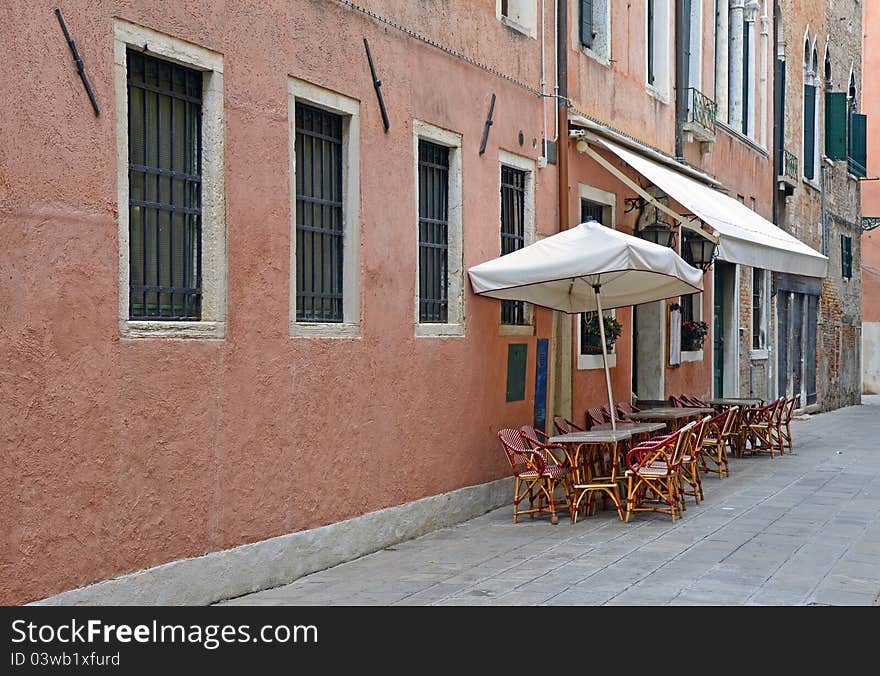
[[127, 50, 202, 320], [418, 140, 450, 323], [501, 165, 527, 325], [295, 103, 345, 322]]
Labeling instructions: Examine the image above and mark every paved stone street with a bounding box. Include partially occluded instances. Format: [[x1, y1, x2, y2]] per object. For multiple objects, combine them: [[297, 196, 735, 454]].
[[222, 398, 880, 606]]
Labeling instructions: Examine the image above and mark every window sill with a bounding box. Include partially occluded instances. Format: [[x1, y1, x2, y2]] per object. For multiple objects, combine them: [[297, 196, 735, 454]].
[[499, 324, 535, 337], [416, 323, 465, 338], [290, 322, 360, 339], [121, 320, 226, 340], [578, 45, 611, 68], [750, 349, 769, 361], [646, 85, 670, 105], [681, 349, 704, 363], [715, 122, 769, 157], [577, 352, 616, 370], [802, 177, 821, 192], [500, 16, 534, 38]]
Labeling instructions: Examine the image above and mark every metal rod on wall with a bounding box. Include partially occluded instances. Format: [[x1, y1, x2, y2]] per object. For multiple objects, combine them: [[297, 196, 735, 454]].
[[54, 8, 100, 115], [363, 38, 389, 132]]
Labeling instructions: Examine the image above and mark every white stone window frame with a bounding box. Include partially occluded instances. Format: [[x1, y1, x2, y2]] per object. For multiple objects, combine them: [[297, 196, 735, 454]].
[[496, 0, 538, 38], [576, 184, 617, 370], [750, 267, 770, 360], [115, 19, 226, 340], [571, 0, 612, 67], [413, 120, 464, 338], [498, 150, 537, 336], [288, 78, 361, 339], [680, 288, 704, 362], [646, 0, 671, 102]]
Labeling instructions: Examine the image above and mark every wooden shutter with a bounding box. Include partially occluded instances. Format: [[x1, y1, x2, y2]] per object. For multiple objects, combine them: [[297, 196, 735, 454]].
[[580, 0, 594, 49], [775, 59, 786, 174], [849, 113, 867, 177], [825, 92, 848, 160], [803, 85, 816, 180]]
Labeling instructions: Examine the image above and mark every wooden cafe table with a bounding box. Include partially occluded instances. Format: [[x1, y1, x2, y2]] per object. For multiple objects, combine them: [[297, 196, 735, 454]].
[[549, 425, 664, 523], [627, 407, 714, 432]]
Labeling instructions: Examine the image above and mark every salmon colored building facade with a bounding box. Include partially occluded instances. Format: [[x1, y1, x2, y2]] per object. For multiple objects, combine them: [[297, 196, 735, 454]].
[[1, 0, 847, 605], [862, 0, 880, 393]]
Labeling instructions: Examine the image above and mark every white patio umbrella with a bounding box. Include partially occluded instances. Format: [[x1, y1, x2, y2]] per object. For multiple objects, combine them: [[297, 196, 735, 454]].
[[468, 221, 705, 430]]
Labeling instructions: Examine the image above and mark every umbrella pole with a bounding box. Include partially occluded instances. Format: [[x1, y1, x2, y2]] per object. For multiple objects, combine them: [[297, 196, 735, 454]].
[[593, 284, 617, 431]]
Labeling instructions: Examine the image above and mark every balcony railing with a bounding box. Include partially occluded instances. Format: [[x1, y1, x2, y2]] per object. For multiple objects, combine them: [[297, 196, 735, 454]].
[[780, 149, 798, 182], [686, 87, 717, 139]]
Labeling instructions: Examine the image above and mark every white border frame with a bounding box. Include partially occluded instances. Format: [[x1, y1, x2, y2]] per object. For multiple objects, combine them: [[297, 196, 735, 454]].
[[413, 120, 464, 338], [498, 150, 537, 336], [114, 19, 226, 340], [288, 78, 361, 339]]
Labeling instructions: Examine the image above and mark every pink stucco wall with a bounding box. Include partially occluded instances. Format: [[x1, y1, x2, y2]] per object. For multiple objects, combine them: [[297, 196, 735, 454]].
[[0, 0, 560, 603]]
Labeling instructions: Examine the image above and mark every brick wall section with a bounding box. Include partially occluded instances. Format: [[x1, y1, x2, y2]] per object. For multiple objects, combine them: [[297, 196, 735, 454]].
[[778, 0, 862, 410]]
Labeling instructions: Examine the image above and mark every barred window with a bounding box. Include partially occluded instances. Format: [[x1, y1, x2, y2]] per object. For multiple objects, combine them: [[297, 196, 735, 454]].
[[127, 50, 202, 320], [500, 166, 527, 325], [295, 104, 344, 322], [753, 268, 765, 349], [418, 140, 450, 323]]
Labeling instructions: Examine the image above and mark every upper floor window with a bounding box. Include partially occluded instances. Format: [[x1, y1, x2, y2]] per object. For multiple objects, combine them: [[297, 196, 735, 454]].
[[498, 0, 537, 37], [576, 0, 611, 62], [115, 19, 226, 339], [841, 235, 852, 279], [803, 37, 820, 182], [647, 0, 670, 98]]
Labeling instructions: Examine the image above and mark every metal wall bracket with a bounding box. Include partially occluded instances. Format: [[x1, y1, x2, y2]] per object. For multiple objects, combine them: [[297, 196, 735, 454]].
[[363, 38, 389, 132], [55, 8, 100, 115], [479, 93, 496, 155]]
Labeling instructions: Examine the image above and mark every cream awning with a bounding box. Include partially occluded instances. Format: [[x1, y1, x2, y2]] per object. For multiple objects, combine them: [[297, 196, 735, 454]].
[[590, 136, 829, 278]]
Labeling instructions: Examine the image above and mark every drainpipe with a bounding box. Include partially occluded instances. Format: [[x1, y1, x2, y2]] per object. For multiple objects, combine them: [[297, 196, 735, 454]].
[[557, 0, 568, 234], [675, 0, 686, 161], [771, 0, 779, 229]]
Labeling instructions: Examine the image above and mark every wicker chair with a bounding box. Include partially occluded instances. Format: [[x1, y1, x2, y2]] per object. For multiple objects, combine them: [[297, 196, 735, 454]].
[[679, 415, 711, 506], [498, 428, 572, 525], [700, 406, 738, 479], [553, 416, 584, 435], [742, 398, 784, 458], [778, 395, 799, 453], [624, 421, 697, 523], [585, 406, 606, 429]]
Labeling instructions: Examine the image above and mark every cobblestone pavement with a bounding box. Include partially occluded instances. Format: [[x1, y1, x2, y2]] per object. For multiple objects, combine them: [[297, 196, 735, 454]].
[[221, 397, 880, 606]]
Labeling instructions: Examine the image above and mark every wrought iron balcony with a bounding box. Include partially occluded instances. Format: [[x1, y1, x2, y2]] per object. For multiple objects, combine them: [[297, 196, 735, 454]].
[[684, 87, 717, 143], [781, 149, 798, 182], [777, 148, 798, 196]]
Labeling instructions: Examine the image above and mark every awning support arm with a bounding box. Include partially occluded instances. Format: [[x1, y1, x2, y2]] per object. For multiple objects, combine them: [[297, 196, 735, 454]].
[[577, 141, 719, 244]]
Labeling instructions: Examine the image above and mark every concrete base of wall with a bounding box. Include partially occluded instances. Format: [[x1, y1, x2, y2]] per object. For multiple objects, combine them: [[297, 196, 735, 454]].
[[863, 322, 880, 394], [31, 478, 513, 606]]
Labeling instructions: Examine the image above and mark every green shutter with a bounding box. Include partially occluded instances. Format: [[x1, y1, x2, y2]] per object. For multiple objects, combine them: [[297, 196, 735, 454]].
[[841, 235, 852, 279], [506, 344, 527, 402], [775, 59, 786, 174], [825, 92, 848, 160], [804, 85, 816, 180], [849, 113, 867, 178], [580, 0, 594, 48]]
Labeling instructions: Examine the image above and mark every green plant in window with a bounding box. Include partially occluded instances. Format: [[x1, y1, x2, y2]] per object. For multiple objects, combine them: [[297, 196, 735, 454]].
[[582, 313, 623, 352]]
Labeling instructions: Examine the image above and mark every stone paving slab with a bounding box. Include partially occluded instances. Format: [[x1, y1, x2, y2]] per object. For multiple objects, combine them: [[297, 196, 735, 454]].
[[220, 396, 880, 606]]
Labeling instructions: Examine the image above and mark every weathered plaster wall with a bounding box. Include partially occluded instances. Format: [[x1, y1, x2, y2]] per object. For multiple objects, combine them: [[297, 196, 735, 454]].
[[0, 0, 559, 603]]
